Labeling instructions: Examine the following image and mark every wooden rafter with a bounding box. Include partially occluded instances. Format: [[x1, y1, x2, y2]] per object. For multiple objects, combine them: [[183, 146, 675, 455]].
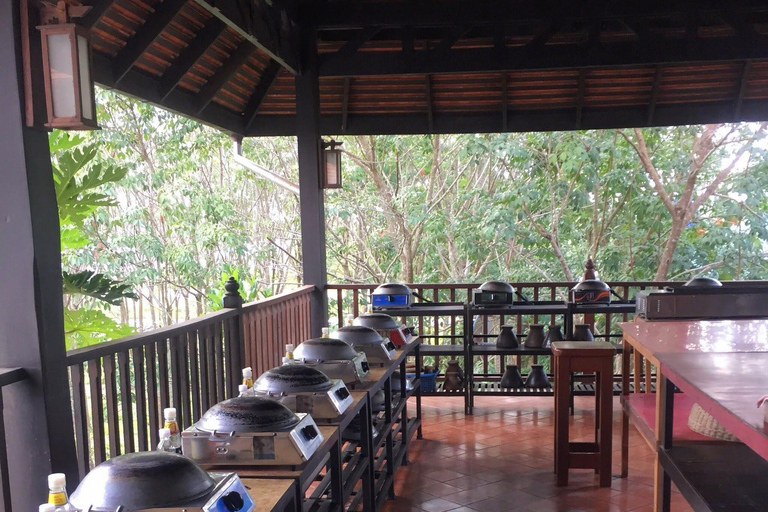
[[647, 65, 663, 125], [425, 74, 434, 134], [195, 42, 254, 115], [734, 61, 752, 120], [575, 69, 586, 128], [80, 0, 117, 29], [158, 16, 226, 101], [341, 77, 351, 133], [243, 60, 282, 132], [113, 0, 189, 83]]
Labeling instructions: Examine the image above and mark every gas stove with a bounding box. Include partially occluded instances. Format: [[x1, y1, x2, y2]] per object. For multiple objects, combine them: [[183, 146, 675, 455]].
[[332, 325, 396, 364], [292, 338, 370, 385], [252, 365, 353, 421], [372, 283, 413, 309], [70, 451, 254, 512], [472, 280, 516, 306], [182, 396, 324, 467]]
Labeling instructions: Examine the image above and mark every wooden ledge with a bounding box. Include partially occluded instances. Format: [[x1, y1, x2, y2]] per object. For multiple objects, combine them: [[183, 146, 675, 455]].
[[551, 341, 616, 357]]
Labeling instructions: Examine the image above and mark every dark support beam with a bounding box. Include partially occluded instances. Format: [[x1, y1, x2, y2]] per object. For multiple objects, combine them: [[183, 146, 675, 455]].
[[158, 17, 226, 101], [243, 60, 282, 132], [341, 77, 351, 133], [80, 0, 117, 28], [403, 25, 415, 54], [647, 65, 663, 125], [425, 75, 434, 134], [93, 54, 245, 135], [334, 26, 381, 60], [501, 73, 508, 131], [575, 69, 586, 128], [295, 28, 328, 336], [195, 42, 254, 115], [113, 0, 188, 83], [734, 61, 752, 120], [2, 3, 79, 508]]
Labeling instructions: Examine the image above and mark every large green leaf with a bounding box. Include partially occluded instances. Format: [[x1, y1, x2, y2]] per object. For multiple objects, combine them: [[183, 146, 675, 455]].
[[63, 308, 135, 350], [62, 270, 138, 305]]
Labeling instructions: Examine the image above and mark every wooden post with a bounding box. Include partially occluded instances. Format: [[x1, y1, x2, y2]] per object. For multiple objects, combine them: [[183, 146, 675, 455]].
[[0, 1, 79, 506], [295, 26, 329, 337], [222, 277, 245, 398]]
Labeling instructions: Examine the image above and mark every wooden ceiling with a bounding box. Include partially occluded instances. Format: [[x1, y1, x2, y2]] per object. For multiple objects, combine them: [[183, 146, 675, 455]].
[[79, 0, 768, 136]]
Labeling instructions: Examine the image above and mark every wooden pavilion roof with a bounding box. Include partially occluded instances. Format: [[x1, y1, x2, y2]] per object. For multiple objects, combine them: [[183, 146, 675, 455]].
[[79, 0, 768, 136]]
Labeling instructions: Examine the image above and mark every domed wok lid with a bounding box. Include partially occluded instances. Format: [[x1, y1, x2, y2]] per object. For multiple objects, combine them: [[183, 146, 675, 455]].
[[572, 279, 610, 292], [684, 276, 723, 287], [373, 283, 412, 296], [294, 337, 360, 361], [353, 313, 399, 331], [478, 281, 515, 294], [333, 325, 385, 346], [196, 396, 300, 432], [253, 365, 334, 394], [371, 390, 386, 412], [70, 452, 215, 510]]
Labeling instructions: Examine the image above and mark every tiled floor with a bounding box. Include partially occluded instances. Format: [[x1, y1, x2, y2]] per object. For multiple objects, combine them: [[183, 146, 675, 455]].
[[386, 396, 693, 512]]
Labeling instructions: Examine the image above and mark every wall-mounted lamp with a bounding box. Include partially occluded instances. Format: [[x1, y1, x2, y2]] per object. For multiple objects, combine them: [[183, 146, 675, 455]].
[[322, 139, 343, 189]]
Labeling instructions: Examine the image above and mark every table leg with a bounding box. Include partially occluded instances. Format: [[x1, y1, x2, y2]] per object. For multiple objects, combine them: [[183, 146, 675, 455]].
[[654, 375, 673, 512], [360, 401, 375, 512], [621, 339, 630, 479], [556, 356, 571, 487], [416, 345, 423, 439], [553, 354, 559, 474], [645, 359, 653, 393], [599, 358, 613, 487], [634, 350, 642, 393]]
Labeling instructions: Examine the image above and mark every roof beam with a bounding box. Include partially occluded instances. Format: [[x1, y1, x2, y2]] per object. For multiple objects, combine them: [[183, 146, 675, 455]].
[[243, 60, 282, 132], [195, 42, 254, 115], [80, 0, 118, 28], [318, 35, 768, 76], [113, 0, 189, 84], [734, 61, 752, 120], [334, 26, 381, 60], [425, 75, 434, 133], [158, 17, 227, 101], [92, 53, 244, 136], [192, 0, 299, 74], [647, 65, 663, 125], [575, 69, 586, 128], [245, 100, 768, 136], [341, 77, 351, 133]]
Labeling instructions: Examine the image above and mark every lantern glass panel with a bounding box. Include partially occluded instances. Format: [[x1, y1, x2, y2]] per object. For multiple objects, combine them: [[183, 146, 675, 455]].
[[47, 32, 76, 118], [77, 34, 93, 120], [325, 150, 340, 186]]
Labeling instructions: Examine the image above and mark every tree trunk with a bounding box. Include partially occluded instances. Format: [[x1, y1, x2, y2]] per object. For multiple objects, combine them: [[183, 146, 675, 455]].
[[654, 214, 686, 281]]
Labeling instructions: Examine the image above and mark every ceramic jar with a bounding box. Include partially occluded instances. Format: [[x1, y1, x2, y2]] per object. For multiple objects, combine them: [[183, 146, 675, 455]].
[[574, 324, 595, 341], [446, 359, 464, 381], [443, 372, 463, 391], [525, 364, 551, 388], [544, 325, 564, 348], [524, 324, 546, 348], [500, 365, 524, 389], [496, 325, 519, 348]]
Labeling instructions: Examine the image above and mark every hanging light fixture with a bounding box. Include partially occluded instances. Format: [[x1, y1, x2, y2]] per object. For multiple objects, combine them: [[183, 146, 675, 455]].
[[321, 139, 343, 189], [37, 2, 99, 130]]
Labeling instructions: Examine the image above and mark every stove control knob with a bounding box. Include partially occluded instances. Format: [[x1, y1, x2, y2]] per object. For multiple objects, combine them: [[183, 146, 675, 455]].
[[222, 491, 244, 512]]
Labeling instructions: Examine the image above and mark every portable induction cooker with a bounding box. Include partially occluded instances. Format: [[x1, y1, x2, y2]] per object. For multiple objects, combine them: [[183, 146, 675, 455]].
[[182, 396, 324, 467], [70, 451, 254, 512], [252, 365, 353, 421], [332, 325, 397, 364], [372, 283, 413, 309], [353, 313, 411, 347], [570, 279, 612, 304], [472, 280, 516, 306], [293, 338, 370, 384]]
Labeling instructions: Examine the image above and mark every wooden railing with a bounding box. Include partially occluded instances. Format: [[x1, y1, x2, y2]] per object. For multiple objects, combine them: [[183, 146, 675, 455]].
[[0, 367, 27, 512], [242, 285, 314, 376], [65, 285, 315, 476]]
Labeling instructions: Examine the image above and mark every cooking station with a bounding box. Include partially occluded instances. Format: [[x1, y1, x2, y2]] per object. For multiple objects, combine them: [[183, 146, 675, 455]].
[[203, 336, 421, 512]]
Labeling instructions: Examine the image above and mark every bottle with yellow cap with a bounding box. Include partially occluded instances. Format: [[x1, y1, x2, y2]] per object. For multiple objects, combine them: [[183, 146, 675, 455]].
[[321, 327, 330, 338], [242, 367, 253, 388], [47, 474, 77, 512], [163, 407, 182, 453]]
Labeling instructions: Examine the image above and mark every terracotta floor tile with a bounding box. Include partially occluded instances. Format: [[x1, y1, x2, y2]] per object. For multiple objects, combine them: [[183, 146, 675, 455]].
[[384, 396, 699, 512]]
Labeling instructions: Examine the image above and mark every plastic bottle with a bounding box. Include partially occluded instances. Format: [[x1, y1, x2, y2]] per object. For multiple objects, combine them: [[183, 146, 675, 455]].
[[47, 473, 76, 512], [238, 384, 250, 397], [321, 327, 330, 338], [156, 427, 176, 452], [346, 314, 354, 326], [242, 367, 253, 388], [163, 407, 182, 453]]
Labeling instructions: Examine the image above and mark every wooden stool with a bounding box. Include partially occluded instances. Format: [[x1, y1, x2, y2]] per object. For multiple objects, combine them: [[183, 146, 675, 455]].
[[552, 341, 616, 487]]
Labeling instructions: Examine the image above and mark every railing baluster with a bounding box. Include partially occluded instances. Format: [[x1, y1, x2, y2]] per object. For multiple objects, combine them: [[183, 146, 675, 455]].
[[117, 350, 135, 453], [205, 325, 217, 407], [178, 333, 191, 427], [198, 326, 210, 413], [103, 354, 121, 457], [88, 359, 106, 464], [189, 329, 201, 421], [132, 346, 148, 451], [69, 363, 89, 477], [158, 339, 170, 415], [145, 343, 159, 442], [214, 321, 225, 403]]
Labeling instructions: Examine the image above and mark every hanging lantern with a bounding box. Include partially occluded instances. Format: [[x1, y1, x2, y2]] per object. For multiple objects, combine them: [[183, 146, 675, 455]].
[[322, 139, 343, 189], [38, 23, 98, 130]]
